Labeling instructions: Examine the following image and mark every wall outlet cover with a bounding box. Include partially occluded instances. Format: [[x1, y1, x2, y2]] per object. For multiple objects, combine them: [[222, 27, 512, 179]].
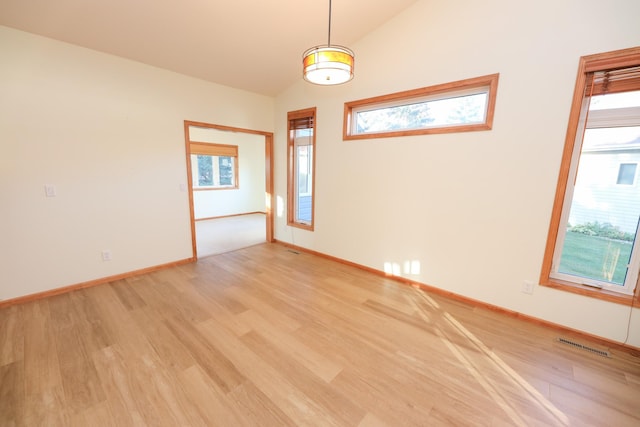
[[522, 280, 535, 294]]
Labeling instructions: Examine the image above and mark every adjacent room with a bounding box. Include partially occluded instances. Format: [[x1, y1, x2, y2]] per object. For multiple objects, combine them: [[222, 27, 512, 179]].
[[1, 0, 639, 425], [186, 123, 268, 257]]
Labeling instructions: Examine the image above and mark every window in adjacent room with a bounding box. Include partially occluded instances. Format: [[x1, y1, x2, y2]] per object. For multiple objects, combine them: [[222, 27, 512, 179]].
[[189, 142, 238, 190], [343, 74, 499, 140], [541, 47, 640, 304], [287, 108, 316, 230], [617, 163, 637, 185]]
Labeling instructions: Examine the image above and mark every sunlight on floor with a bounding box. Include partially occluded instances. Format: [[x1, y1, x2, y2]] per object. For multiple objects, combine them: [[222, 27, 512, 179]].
[[406, 288, 570, 426]]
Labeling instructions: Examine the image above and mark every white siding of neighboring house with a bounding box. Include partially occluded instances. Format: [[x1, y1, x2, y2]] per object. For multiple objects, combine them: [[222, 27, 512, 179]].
[[570, 148, 640, 234]]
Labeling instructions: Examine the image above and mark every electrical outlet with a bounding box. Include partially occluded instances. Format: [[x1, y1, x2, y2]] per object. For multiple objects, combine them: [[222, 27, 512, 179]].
[[101, 250, 112, 262], [522, 280, 534, 294]]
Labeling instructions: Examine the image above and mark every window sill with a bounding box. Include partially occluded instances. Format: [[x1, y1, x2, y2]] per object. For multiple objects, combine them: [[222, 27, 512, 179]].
[[287, 221, 314, 232], [193, 186, 238, 191], [541, 278, 639, 306]]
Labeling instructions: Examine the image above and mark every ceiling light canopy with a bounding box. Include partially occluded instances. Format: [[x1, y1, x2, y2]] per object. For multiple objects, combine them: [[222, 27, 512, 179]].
[[303, 0, 354, 85]]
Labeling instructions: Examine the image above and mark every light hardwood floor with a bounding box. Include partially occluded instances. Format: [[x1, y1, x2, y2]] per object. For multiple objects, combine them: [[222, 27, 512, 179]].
[[1, 243, 639, 426]]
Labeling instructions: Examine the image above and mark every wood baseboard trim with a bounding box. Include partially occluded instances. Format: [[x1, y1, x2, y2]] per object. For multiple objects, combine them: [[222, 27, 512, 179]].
[[274, 240, 640, 356], [0, 257, 196, 308], [195, 211, 266, 222]]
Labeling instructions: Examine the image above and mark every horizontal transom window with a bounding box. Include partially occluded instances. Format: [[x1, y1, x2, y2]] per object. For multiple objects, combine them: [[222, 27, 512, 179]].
[[343, 74, 499, 140]]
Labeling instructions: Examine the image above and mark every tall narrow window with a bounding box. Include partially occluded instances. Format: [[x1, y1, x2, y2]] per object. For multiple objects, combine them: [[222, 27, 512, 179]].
[[541, 47, 640, 304], [287, 108, 316, 230]]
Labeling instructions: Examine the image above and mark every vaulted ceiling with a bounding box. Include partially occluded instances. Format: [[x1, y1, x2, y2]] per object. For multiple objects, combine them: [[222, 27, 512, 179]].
[[0, 0, 419, 96]]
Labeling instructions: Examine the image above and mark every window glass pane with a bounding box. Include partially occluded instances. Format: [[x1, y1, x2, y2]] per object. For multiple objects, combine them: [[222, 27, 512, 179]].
[[197, 155, 213, 186], [355, 92, 488, 134], [296, 128, 313, 138], [218, 156, 233, 186], [426, 93, 488, 126], [191, 154, 236, 189], [582, 126, 640, 150], [617, 163, 637, 185], [294, 132, 313, 223], [557, 124, 640, 287], [356, 103, 434, 133], [589, 90, 640, 110]]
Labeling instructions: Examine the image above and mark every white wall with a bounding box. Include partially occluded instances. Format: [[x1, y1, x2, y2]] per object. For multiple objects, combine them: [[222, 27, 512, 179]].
[[274, 0, 640, 347], [189, 127, 266, 219], [0, 25, 273, 301], [2, 1, 639, 348]]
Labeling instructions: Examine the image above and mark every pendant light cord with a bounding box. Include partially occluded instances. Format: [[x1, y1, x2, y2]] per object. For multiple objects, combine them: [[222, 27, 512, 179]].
[[327, 0, 332, 47]]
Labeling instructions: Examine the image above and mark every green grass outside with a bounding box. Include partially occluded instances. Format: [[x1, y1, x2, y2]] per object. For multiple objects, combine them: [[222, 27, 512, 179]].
[[559, 231, 633, 285]]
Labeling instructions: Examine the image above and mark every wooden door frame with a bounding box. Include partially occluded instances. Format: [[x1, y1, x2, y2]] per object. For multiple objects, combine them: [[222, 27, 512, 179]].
[[183, 120, 275, 259]]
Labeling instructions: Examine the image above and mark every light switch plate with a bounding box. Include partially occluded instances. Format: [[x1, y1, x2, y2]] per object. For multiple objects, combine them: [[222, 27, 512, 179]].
[[44, 184, 57, 197]]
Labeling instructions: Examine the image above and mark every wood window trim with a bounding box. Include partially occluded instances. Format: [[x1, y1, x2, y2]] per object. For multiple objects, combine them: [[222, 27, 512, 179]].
[[343, 73, 499, 140], [540, 47, 640, 306], [287, 107, 316, 231]]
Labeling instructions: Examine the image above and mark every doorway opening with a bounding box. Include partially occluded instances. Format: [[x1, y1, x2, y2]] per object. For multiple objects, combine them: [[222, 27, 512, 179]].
[[184, 121, 274, 259]]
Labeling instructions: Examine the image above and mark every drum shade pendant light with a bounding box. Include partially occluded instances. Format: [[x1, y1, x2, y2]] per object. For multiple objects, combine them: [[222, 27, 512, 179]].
[[303, 0, 354, 85]]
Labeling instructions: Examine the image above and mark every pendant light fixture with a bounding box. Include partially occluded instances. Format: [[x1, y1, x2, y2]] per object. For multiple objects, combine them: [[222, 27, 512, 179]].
[[303, 0, 354, 85]]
